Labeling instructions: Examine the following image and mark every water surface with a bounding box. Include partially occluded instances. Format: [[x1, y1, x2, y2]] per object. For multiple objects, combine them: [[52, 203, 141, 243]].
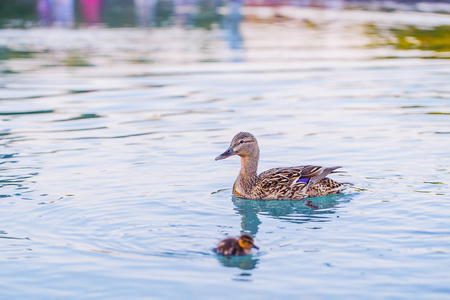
[[1, 4, 450, 299]]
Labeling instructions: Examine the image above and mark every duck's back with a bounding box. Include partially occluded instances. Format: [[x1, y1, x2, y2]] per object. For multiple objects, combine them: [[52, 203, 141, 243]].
[[214, 238, 241, 256], [254, 165, 348, 199]]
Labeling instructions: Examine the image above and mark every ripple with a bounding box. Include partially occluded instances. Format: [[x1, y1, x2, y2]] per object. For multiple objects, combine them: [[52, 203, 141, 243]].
[[53, 113, 103, 122], [0, 110, 55, 115]]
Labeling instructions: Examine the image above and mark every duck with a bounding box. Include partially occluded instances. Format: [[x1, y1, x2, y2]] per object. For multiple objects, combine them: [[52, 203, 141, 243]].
[[215, 132, 351, 200], [214, 233, 259, 256]]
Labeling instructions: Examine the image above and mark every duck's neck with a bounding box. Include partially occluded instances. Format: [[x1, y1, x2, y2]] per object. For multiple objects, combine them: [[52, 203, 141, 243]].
[[239, 153, 259, 179], [233, 150, 259, 197]]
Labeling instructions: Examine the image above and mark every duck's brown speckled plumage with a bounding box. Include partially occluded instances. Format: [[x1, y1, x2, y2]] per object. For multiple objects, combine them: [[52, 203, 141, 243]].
[[216, 132, 352, 200], [214, 233, 259, 256]]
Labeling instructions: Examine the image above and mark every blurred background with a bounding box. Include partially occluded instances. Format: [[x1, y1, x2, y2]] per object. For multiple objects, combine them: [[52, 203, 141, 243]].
[[1, 0, 450, 29]]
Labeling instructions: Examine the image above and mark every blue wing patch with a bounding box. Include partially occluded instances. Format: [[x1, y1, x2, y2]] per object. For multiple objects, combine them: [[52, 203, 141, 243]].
[[297, 177, 309, 184]]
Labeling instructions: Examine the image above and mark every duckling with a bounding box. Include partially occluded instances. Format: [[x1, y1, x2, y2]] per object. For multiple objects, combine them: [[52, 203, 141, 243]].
[[216, 132, 352, 200], [214, 233, 259, 256]]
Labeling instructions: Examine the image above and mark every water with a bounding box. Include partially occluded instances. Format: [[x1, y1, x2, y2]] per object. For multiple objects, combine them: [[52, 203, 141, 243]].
[[1, 3, 450, 299]]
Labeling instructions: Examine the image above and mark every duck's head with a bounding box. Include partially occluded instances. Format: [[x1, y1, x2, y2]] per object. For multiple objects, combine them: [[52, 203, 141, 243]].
[[238, 233, 259, 250], [215, 132, 259, 161]]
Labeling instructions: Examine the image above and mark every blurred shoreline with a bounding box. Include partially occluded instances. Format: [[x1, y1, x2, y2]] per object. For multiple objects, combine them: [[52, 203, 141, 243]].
[[0, 0, 449, 29]]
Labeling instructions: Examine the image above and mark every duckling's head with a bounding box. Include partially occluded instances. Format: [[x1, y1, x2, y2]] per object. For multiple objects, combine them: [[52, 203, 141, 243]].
[[215, 132, 259, 161], [238, 233, 259, 250]]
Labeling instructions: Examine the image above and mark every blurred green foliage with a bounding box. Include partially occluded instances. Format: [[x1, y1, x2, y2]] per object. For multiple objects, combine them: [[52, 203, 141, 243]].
[[365, 23, 450, 53], [64, 50, 91, 67], [391, 25, 450, 52], [0, 47, 36, 60], [0, 0, 36, 28]]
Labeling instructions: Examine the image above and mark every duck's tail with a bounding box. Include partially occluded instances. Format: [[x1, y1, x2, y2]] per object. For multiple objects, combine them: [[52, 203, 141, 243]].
[[333, 181, 354, 193], [307, 166, 353, 195], [308, 166, 342, 186]]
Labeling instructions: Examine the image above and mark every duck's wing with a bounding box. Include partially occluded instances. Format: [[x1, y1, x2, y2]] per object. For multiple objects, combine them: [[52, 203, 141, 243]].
[[214, 238, 240, 256], [256, 165, 342, 199]]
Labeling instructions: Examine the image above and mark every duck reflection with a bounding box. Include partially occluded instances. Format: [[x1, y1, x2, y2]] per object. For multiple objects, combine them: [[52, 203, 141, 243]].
[[232, 194, 348, 235], [214, 194, 348, 270], [216, 253, 258, 270]]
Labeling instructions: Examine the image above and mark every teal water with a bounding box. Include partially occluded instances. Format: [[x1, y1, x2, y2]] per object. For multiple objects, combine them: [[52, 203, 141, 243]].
[[1, 6, 450, 299]]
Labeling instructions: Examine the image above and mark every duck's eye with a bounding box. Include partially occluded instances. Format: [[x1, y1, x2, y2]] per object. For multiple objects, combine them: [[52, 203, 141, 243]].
[[239, 140, 244, 144]]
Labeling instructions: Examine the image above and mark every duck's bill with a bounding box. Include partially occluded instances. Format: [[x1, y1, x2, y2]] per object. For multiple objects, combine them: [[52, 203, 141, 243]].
[[215, 147, 235, 161], [252, 244, 259, 250]]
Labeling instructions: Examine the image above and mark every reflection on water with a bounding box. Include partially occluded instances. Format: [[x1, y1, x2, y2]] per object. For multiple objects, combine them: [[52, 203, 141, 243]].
[[232, 195, 350, 235], [2, 2, 450, 70], [216, 253, 259, 270], [225, 0, 243, 50], [37, 0, 75, 27], [2, 0, 449, 30], [1, 0, 228, 29], [218, 194, 350, 269], [366, 23, 450, 54]]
